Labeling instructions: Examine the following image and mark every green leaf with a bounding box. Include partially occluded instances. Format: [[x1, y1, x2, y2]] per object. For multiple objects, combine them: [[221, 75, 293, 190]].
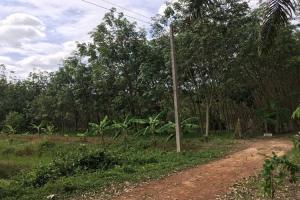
[[292, 106, 300, 119], [166, 133, 175, 142], [131, 118, 147, 124]]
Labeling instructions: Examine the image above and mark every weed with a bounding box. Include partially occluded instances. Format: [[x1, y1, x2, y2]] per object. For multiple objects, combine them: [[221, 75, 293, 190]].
[[261, 137, 300, 199], [15, 146, 35, 157], [1, 147, 15, 156], [23, 150, 118, 188], [0, 134, 235, 200]]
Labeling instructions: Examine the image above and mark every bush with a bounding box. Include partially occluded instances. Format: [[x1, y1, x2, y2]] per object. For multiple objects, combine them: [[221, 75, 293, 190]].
[[2, 112, 25, 133], [0, 163, 27, 179], [261, 138, 300, 198], [292, 135, 300, 152], [23, 150, 118, 188]]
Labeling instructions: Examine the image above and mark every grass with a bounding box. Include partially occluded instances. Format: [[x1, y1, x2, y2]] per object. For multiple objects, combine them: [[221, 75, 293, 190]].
[[0, 132, 236, 200]]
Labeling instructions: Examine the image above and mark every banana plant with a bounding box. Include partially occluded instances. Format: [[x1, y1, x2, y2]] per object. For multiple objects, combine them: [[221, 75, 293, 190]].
[[89, 116, 110, 146], [4, 125, 16, 135], [134, 113, 163, 139], [159, 117, 200, 142], [31, 122, 44, 135], [42, 124, 55, 135], [181, 117, 200, 133], [292, 106, 300, 119], [158, 121, 176, 141], [111, 115, 133, 143]]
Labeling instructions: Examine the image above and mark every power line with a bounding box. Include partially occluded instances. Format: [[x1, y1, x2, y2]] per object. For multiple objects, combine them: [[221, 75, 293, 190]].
[[97, 0, 152, 20], [81, 0, 152, 25]]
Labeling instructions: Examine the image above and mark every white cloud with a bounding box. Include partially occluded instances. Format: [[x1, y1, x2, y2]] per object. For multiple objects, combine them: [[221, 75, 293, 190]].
[[0, 13, 45, 47], [0, 56, 13, 64], [0, 0, 166, 78], [0, 13, 44, 28], [17, 41, 77, 71]]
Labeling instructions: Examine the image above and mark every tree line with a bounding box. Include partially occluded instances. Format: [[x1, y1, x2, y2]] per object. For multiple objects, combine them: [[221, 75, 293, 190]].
[[0, 0, 299, 136]]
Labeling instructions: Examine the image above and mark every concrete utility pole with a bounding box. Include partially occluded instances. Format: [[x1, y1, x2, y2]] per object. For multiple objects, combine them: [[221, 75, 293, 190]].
[[170, 24, 181, 153]]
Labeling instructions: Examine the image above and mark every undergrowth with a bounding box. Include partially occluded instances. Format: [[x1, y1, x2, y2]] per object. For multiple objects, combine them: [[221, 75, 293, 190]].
[[220, 135, 300, 200], [0, 133, 235, 200]]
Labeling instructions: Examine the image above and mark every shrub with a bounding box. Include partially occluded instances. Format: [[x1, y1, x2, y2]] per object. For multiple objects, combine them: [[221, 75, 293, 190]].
[[23, 150, 118, 188], [0, 163, 27, 179], [261, 138, 300, 199], [2, 112, 25, 133], [292, 136, 300, 152], [42, 124, 55, 135], [292, 106, 300, 119], [89, 116, 111, 146]]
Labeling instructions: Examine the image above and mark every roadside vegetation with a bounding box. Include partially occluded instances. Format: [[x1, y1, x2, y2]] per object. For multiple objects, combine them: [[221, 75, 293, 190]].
[[220, 135, 300, 200], [221, 108, 300, 200], [0, 133, 235, 200]]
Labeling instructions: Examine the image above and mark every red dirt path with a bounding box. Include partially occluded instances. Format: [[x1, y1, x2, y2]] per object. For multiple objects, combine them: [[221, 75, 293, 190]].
[[110, 138, 292, 200]]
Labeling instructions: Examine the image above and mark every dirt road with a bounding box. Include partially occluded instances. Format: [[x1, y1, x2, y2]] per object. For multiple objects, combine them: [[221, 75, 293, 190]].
[[111, 138, 292, 200]]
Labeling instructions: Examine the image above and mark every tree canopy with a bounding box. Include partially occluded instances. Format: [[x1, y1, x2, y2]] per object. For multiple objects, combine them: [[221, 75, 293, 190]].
[[0, 1, 299, 135]]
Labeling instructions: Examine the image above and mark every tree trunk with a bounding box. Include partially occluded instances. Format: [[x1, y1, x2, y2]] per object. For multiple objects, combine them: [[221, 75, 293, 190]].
[[74, 111, 79, 131], [275, 111, 280, 133], [61, 112, 64, 133], [234, 118, 242, 138], [264, 120, 268, 133], [205, 103, 210, 142]]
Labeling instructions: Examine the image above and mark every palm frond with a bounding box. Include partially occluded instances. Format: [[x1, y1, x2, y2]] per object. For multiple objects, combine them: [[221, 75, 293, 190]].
[[184, 0, 213, 18], [166, 133, 175, 142], [5, 125, 16, 134], [181, 117, 198, 124], [131, 118, 147, 124], [260, 0, 296, 53], [157, 122, 175, 133]]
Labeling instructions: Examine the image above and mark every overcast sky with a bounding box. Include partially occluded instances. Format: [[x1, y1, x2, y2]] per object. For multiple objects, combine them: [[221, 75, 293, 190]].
[[0, 0, 167, 78]]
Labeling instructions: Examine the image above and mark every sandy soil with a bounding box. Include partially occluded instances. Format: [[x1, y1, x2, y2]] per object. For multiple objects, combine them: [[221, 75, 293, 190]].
[[110, 138, 292, 200]]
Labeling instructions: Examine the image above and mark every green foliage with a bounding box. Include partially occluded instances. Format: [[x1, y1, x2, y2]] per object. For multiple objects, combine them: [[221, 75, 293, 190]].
[[292, 135, 300, 152], [180, 118, 200, 134], [0, 162, 26, 179], [42, 124, 55, 135], [111, 116, 134, 142], [0, 1, 299, 135], [255, 100, 290, 133], [262, 152, 300, 198], [0, 134, 234, 200], [3, 125, 16, 135], [159, 121, 176, 141], [89, 116, 111, 145], [256, 101, 276, 125], [260, 0, 296, 53], [159, 118, 200, 142], [2, 112, 25, 133], [23, 150, 117, 188], [134, 113, 163, 137], [31, 122, 44, 135], [292, 106, 300, 119]]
